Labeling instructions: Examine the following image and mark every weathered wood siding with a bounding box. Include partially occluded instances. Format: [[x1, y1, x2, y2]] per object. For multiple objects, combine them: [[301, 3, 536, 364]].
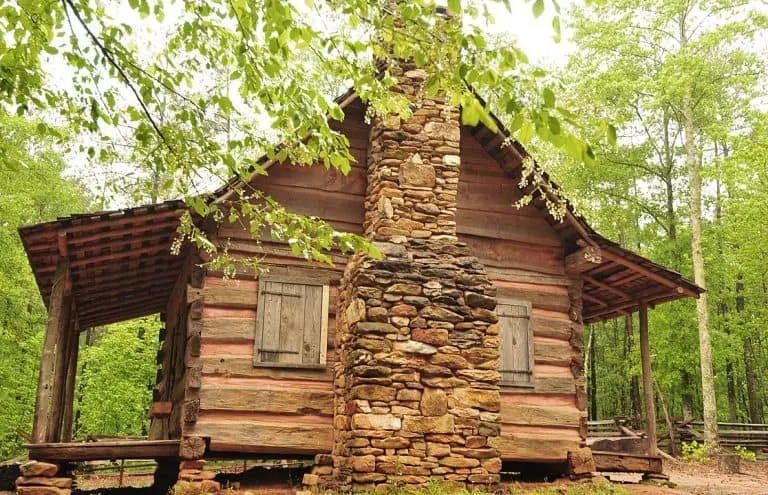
[[457, 128, 586, 463], [149, 253, 191, 440], [183, 116, 585, 463], [184, 104, 368, 455]]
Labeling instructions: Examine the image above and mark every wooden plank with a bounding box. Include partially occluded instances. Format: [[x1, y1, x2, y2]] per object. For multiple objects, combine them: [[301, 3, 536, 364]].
[[200, 356, 333, 381], [499, 302, 533, 386], [456, 209, 562, 247], [532, 315, 572, 340], [499, 433, 580, 462], [501, 376, 576, 395], [199, 386, 333, 415], [495, 282, 571, 314], [302, 285, 323, 364], [592, 451, 663, 474], [256, 183, 364, 226], [256, 281, 282, 364], [320, 285, 329, 364], [60, 329, 79, 442], [201, 318, 255, 340], [27, 440, 181, 461], [258, 162, 367, 194], [535, 341, 573, 367], [32, 259, 71, 444], [500, 403, 582, 427], [278, 283, 304, 364], [188, 286, 257, 309], [486, 267, 571, 287], [192, 421, 333, 455]]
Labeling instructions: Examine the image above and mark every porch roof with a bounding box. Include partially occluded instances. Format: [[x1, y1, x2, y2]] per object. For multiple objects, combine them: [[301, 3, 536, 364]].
[[18, 200, 186, 329]]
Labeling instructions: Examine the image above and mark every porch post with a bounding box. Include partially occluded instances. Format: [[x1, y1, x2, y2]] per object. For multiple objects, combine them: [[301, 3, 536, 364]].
[[32, 258, 71, 443], [47, 303, 74, 443], [639, 301, 657, 456], [61, 327, 80, 442]]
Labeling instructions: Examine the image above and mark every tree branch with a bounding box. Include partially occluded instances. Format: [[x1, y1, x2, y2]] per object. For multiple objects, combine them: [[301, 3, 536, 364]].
[[62, 0, 172, 151]]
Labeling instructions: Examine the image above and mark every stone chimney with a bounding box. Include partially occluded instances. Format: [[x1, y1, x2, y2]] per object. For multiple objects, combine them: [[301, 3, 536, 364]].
[[325, 62, 502, 491]]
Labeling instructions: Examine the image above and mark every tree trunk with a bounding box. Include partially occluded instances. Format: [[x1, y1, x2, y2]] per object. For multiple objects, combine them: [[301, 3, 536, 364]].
[[588, 326, 598, 420], [680, 370, 695, 422], [683, 93, 718, 452], [624, 315, 642, 426]]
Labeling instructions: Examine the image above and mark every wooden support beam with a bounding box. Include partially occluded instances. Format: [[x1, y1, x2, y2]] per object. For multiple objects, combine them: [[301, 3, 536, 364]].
[[47, 306, 74, 443], [565, 246, 602, 274], [582, 293, 608, 308], [600, 250, 697, 297], [639, 302, 657, 457], [32, 259, 71, 443], [61, 328, 80, 442], [583, 275, 632, 301]]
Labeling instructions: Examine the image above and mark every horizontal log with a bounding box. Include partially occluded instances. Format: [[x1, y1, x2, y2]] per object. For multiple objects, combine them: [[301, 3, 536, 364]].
[[190, 420, 333, 455], [201, 318, 255, 340], [26, 440, 181, 461], [486, 267, 571, 287], [199, 386, 333, 416], [254, 183, 364, 227], [188, 286, 256, 309], [496, 280, 571, 314], [256, 161, 367, 195], [456, 209, 562, 247], [532, 315, 573, 340], [591, 451, 663, 474], [501, 376, 576, 396], [534, 341, 573, 367], [199, 356, 333, 381], [500, 404, 581, 428], [499, 433, 580, 462]]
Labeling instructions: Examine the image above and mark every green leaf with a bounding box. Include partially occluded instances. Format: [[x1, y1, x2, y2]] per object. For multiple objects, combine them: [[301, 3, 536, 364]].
[[532, 0, 545, 18], [607, 124, 617, 146], [552, 16, 561, 43], [447, 0, 461, 14], [542, 87, 556, 108]]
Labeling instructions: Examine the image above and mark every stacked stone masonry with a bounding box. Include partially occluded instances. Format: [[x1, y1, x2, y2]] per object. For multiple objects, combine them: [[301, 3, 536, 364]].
[[327, 63, 502, 491], [16, 461, 72, 495], [178, 460, 221, 494]]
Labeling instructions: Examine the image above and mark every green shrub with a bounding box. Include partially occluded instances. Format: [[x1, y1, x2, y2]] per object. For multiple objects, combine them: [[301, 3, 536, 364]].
[[681, 440, 710, 463], [734, 445, 757, 462]]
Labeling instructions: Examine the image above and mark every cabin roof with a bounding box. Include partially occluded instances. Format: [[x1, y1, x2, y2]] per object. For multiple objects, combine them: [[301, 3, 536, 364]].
[[18, 90, 701, 329]]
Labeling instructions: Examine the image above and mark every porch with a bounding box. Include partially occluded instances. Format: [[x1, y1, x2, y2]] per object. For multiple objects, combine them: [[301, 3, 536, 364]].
[[18, 200, 188, 463]]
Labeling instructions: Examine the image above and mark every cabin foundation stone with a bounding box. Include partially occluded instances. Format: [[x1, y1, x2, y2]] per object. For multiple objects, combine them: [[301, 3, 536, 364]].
[[319, 62, 501, 491], [15, 462, 72, 495]]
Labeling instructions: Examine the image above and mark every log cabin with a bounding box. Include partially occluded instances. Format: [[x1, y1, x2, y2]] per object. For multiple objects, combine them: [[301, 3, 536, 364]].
[[17, 64, 702, 492]]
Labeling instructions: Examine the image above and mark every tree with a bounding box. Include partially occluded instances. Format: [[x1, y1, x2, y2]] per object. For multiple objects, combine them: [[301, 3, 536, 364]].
[[559, 0, 765, 449], [1, 0, 609, 270], [0, 110, 88, 458]]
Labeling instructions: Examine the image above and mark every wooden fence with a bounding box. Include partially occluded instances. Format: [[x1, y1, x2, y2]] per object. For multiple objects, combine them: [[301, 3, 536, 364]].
[[588, 419, 768, 454], [676, 422, 768, 452]]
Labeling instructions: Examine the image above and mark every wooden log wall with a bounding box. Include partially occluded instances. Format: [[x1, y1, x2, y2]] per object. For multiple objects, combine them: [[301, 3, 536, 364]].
[[457, 129, 585, 463], [177, 112, 586, 464], [181, 104, 369, 456], [149, 254, 192, 440]]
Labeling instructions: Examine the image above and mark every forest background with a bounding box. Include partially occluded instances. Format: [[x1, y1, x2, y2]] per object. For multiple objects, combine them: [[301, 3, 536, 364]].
[[1, 0, 767, 459]]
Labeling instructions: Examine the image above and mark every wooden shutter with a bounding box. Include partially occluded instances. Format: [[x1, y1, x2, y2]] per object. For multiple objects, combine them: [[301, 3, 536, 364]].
[[254, 277, 329, 367], [498, 300, 534, 387]]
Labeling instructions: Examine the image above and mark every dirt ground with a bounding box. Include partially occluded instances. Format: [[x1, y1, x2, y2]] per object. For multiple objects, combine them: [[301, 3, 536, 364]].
[[67, 459, 768, 495]]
